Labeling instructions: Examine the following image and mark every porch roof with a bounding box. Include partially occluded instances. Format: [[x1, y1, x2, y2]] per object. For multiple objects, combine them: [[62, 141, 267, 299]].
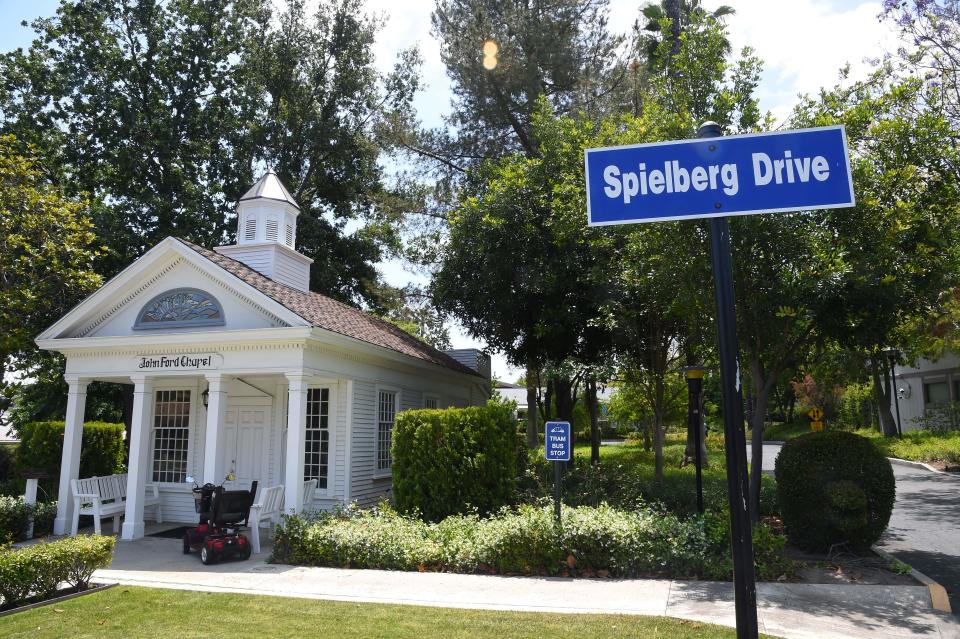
[[174, 238, 481, 377]]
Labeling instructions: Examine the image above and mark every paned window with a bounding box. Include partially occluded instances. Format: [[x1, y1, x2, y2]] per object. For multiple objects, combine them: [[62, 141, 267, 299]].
[[304, 388, 330, 490], [152, 390, 191, 483], [924, 381, 950, 406], [377, 390, 396, 471], [424, 396, 439, 409]]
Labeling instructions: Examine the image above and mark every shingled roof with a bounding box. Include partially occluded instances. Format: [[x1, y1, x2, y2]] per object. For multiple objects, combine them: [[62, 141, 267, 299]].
[[174, 238, 480, 377]]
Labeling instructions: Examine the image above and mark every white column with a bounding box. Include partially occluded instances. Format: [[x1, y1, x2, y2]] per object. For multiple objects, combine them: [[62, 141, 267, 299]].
[[203, 374, 229, 484], [54, 377, 88, 535], [284, 373, 309, 514], [122, 376, 154, 540]]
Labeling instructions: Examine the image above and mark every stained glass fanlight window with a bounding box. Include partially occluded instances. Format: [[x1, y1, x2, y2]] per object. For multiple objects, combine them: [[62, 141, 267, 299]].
[[134, 288, 225, 329]]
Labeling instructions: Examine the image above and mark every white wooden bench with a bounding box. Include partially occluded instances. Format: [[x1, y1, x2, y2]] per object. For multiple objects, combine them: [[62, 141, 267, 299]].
[[70, 473, 162, 536], [248, 484, 284, 554], [302, 479, 318, 510]]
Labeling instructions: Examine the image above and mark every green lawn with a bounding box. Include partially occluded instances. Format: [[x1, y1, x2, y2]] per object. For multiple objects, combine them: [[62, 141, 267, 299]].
[[1, 586, 752, 638], [758, 419, 960, 465], [552, 434, 778, 517], [854, 428, 960, 465]]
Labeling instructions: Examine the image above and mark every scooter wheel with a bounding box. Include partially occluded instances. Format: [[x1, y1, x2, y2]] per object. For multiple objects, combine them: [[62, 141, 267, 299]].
[[182, 532, 191, 554], [201, 545, 216, 565]]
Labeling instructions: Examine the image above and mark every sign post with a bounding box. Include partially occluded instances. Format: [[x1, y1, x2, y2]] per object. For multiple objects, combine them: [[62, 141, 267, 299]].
[[545, 421, 571, 524], [584, 122, 854, 639]]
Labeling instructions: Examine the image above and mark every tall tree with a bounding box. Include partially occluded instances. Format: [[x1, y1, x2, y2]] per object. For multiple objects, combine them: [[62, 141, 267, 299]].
[[0, 0, 416, 309], [0, 134, 102, 421]]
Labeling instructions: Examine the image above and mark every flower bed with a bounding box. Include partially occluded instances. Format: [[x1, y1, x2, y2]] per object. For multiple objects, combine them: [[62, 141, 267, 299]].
[[271, 502, 793, 581]]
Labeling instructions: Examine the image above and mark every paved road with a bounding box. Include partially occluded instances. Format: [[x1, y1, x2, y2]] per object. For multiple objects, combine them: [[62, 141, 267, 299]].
[[751, 442, 960, 614], [877, 464, 960, 614]]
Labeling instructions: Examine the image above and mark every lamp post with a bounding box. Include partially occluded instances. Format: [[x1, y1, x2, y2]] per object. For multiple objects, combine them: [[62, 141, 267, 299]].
[[683, 366, 707, 514], [885, 348, 903, 439]]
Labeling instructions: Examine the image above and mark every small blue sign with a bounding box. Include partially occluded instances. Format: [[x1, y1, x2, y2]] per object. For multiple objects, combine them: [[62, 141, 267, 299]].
[[584, 125, 854, 226], [545, 421, 571, 462]]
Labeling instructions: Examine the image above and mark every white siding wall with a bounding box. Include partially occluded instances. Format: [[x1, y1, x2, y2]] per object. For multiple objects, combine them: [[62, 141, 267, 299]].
[[349, 381, 387, 507]]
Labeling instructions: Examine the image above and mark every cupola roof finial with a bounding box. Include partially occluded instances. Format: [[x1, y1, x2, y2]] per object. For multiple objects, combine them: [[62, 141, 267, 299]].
[[239, 169, 300, 210]]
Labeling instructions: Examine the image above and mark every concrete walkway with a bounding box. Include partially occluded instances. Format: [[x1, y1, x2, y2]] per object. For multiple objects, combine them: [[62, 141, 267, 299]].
[[91, 533, 960, 639]]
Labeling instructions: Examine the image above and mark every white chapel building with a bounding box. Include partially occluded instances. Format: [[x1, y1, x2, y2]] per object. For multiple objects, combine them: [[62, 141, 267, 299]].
[[36, 172, 490, 540]]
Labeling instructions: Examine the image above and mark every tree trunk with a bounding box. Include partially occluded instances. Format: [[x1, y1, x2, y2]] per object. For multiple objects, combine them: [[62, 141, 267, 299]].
[[748, 360, 773, 524], [871, 355, 898, 437], [525, 363, 538, 448], [653, 376, 666, 482], [641, 416, 652, 451], [586, 377, 600, 466]]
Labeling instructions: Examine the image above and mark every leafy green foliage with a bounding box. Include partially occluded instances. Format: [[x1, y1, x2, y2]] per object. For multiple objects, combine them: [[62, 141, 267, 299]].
[[775, 431, 895, 551], [0, 535, 114, 609], [0, 0, 416, 309], [392, 403, 521, 521], [0, 135, 101, 416], [271, 502, 792, 581], [16, 422, 125, 497], [0, 497, 57, 544]]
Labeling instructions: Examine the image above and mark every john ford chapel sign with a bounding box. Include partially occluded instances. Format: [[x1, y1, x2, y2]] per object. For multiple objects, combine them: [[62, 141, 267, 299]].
[[135, 353, 223, 371]]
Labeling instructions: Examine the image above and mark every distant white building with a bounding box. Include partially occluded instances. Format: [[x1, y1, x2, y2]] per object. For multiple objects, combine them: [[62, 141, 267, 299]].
[[890, 350, 960, 431], [36, 171, 490, 540]]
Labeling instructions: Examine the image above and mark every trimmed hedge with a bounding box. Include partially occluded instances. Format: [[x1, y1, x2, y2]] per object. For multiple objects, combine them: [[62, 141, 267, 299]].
[[0, 497, 57, 543], [16, 421, 125, 496], [775, 431, 895, 551], [0, 535, 115, 609], [392, 402, 521, 521], [271, 502, 794, 581]]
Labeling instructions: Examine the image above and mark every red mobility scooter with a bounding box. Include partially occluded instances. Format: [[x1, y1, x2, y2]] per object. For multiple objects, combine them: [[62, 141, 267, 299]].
[[182, 474, 257, 565]]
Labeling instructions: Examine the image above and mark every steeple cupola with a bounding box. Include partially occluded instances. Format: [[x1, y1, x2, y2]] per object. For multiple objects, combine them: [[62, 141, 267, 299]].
[[214, 171, 313, 292]]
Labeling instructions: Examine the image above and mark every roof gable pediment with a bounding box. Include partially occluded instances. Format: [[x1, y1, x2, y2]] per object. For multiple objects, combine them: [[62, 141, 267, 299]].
[[37, 238, 309, 341]]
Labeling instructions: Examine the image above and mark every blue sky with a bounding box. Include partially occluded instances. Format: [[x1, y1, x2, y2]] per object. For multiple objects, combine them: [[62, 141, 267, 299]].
[[1, 0, 898, 380]]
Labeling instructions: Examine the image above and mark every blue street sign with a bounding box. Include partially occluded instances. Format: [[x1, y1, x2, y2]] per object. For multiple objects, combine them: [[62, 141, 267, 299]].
[[545, 421, 571, 462], [585, 125, 854, 226]]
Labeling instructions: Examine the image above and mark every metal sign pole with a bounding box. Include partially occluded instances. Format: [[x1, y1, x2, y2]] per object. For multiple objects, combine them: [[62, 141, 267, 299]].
[[554, 461, 562, 524], [700, 122, 760, 639]]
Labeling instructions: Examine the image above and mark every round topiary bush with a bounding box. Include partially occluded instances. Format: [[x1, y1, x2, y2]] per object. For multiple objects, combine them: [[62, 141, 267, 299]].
[[775, 431, 895, 552]]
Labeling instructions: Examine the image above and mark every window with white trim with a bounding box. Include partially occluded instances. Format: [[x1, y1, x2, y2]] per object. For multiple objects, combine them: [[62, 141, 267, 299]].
[[152, 390, 191, 483], [304, 388, 330, 489], [377, 390, 396, 471], [424, 395, 439, 409]]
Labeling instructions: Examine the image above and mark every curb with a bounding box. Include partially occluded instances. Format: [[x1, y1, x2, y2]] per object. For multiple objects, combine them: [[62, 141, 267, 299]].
[[887, 456, 960, 478], [872, 545, 952, 614]]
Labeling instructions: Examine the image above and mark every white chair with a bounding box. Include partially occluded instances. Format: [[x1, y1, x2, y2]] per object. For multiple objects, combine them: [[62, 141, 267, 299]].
[[301, 479, 318, 510], [248, 484, 284, 554]]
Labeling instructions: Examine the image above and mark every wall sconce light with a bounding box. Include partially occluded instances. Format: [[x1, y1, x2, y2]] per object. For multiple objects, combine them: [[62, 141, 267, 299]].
[[201, 388, 209, 409]]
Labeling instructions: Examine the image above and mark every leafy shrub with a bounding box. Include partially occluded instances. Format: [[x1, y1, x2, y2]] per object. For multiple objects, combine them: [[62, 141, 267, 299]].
[[16, 421, 125, 496], [392, 402, 521, 521], [271, 502, 793, 581], [521, 455, 779, 518], [776, 431, 895, 551], [836, 383, 876, 430], [0, 497, 30, 543], [0, 535, 114, 609], [0, 497, 59, 543]]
